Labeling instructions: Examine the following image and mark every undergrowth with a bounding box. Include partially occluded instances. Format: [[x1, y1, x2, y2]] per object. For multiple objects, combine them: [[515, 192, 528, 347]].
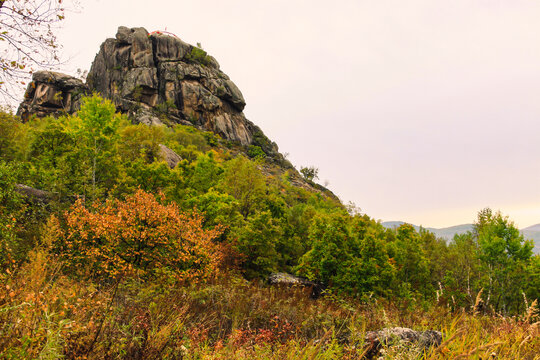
[[0, 248, 539, 359]]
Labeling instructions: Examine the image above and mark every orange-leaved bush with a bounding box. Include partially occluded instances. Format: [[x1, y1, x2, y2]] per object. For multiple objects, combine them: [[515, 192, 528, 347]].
[[53, 189, 224, 282]]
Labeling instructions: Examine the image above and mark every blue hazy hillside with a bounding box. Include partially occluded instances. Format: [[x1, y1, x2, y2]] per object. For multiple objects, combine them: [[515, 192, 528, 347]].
[[382, 221, 540, 254], [521, 224, 540, 254]]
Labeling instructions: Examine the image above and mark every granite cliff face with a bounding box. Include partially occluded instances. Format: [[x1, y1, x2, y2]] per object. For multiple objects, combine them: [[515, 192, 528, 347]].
[[17, 26, 277, 155]]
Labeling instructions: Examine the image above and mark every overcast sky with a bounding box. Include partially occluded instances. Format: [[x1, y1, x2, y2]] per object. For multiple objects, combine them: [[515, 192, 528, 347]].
[[50, 0, 540, 228]]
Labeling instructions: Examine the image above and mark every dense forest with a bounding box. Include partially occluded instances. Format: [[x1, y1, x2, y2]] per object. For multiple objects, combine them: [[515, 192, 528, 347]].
[[0, 95, 539, 358]]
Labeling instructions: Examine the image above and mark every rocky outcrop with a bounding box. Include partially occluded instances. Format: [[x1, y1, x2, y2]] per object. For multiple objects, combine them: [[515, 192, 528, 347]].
[[363, 327, 442, 359], [86, 26, 275, 151], [17, 26, 278, 156], [17, 71, 89, 121]]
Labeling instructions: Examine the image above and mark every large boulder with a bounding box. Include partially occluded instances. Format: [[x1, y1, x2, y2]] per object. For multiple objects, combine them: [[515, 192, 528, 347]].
[[85, 26, 270, 149], [15, 184, 55, 203], [268, 273, 325, 298], [17, 71, 89, 121]]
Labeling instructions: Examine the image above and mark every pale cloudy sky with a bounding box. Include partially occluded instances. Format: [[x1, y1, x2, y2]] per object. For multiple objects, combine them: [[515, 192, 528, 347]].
[[51, 0, 540, 228]]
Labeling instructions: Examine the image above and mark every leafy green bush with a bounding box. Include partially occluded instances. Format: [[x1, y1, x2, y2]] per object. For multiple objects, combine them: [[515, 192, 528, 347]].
[[297, 213, 395, 298], [185, 46, 212, 66], [220, 156, 266, 219], [0, 110, 24, 162], [169, 124, 209, 152], [247, 145, 266, 159], [300, 166, 319, 181]]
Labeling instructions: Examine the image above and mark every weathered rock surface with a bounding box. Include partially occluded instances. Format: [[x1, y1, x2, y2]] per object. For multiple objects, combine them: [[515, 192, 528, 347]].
[[15, 184, 55, 203], [86, 26, 273, 150], [159, 144, 182, 168], [363, 327, 442, 359], [268, 273, 325, 298], [17, 71, 89, 121]]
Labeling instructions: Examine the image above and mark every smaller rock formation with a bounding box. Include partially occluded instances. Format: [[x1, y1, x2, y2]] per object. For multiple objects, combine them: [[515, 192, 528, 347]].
[[17, 71, 89, 121], [363, 327, 442, 359], [15, 184, 55, 203], [268, 272, 325, 298]]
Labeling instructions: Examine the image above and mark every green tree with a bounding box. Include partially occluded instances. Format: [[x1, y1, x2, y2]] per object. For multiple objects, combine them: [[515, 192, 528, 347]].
[[297, 213, 395, 298], [122, 160, 172, 194], [443, 232, 483, 308], [391, 224, 431, 299], [234, 211, 283, 278], [300, 166, 319, 181], [0, 161, 23, 267], [184, 189, 243, 231], [186, 152, 224, 194], [474, 208, 534, 313], [66, 94, 127, 198], [25, 115, 77, 194], [0, 109, 25, 161], [220, 155, 266, 218], [418, 229, 449, 295], [118, 124, 166, 163], [525, 255, 540, 302]]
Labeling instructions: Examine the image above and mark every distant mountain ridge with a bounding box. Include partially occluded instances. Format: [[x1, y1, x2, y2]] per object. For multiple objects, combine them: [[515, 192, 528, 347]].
[[381, 221, 540, 254], [521, 223, 540, 254], [522, 223, 540, 232], [381, 221, 473, 240]]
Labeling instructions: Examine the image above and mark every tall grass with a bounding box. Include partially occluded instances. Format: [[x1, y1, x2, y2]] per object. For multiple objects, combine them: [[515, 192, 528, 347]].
[[1, 249, 539, 359]]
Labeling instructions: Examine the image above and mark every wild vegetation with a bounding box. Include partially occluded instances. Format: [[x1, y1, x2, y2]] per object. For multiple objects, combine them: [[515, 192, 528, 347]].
[[0, 95, 539, 358]]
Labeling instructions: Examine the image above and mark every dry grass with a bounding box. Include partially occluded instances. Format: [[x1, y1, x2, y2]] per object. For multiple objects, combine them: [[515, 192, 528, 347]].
[[0, 250, 539, 359]]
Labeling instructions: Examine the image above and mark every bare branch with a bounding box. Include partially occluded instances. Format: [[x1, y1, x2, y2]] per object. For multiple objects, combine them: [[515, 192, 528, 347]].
[[0, 0, 72, 105]]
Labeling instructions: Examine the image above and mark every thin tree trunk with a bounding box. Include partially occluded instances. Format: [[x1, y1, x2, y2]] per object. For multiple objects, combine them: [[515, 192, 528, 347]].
[[92, 156, 96, 194], [92, 138, 97, 195]]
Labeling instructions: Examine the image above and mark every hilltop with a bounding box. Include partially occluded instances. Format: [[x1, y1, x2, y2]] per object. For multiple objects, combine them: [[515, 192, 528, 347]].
[[17, 26, 335, 200]]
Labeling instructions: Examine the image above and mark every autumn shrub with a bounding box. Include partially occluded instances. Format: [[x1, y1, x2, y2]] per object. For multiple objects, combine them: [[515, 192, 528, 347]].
[[0, 244, 100, 359], [53, 189, 225, 282]]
